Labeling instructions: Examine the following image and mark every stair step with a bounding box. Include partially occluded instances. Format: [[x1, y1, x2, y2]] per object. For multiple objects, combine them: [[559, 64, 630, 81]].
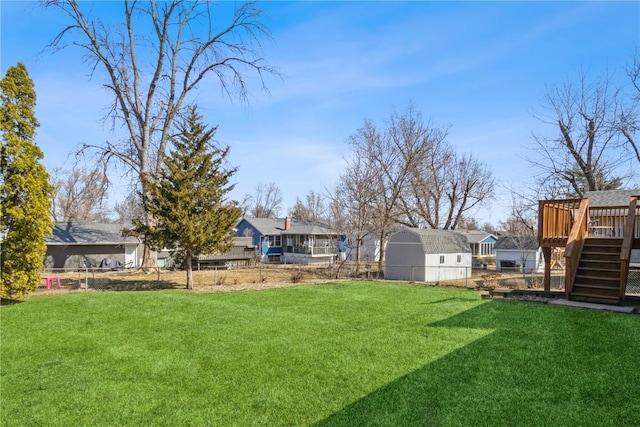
[[572, 282, 619, 291], [575, 270, 620, 280], [568, 236, 625, 306], [570, 293, 621, 304], [584, 238, 622, 245], [579, 259, 621, 265], [574, 274, 619, 281], [582, 250, 621, 256], [578, 264, 620, 276]]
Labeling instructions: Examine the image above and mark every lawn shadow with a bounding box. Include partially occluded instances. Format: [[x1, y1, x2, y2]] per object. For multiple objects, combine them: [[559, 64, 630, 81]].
[[422, 297, 478, 305], [0, 298, 23, 306], [313, 299, 640, 426]]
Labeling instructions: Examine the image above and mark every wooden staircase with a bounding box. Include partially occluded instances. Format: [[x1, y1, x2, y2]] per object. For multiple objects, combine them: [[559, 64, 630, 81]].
[[570, 238, 623, 304]]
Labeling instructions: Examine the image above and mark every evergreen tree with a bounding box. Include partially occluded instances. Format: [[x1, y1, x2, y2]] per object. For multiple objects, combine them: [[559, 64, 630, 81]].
[[1, 63, 54, 299], [135, 106, 241, 290]]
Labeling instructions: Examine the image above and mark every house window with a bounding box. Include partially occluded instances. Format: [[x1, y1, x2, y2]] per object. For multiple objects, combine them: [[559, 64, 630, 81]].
[[456, 254, 461, 263], [439, 255, 445, 264], [267, 235, 281, 247]]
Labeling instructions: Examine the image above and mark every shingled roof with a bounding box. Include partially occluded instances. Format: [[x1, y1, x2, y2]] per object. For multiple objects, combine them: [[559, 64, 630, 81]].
[[395, 229, 471, 254], [585, 189, 640, 207], [46, 222, 140, 245], [240, 217, 338, 235], [495, 235, 539, 251], [454, 229, 496, 244]]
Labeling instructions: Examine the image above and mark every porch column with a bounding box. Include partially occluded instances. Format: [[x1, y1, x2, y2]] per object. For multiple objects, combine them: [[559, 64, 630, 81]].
[[542, 246, 552, 292]]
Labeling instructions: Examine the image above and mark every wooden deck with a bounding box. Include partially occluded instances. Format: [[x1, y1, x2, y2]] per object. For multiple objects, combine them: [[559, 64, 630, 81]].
[[538, 196, 639, 304]]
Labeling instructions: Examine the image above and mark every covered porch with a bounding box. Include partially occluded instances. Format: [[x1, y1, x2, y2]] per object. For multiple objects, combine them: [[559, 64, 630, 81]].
[[281, 233, 339, 264]]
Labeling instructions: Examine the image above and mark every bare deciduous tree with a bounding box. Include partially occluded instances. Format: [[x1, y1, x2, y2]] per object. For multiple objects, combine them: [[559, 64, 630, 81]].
[[343, 104, 496, 272], [241, 182, 283, 218], [529, 71, 630, 198], [51, 166, 110, 222], [400, 145, 495, 230], [114, 189, 145, 224], [288, 190, 325, 221], [46, 0, 277, 267], [618, 50, 640, 165], [457, 216, 480, 231], [330, 149, 378, 274], [348, 106, 445, 271]]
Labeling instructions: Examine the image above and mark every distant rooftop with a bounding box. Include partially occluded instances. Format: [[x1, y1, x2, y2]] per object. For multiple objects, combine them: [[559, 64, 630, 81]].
[[46, 222, 139, 245], [239, 217, 338, 235], [585, 189, 640, 207], [495, 235, 539, 251], [454, 229, 496, 244]]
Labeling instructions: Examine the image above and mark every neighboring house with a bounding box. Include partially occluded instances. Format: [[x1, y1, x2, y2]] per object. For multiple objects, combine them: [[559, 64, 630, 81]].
[[384, 228, 472, 282], [494, 235, 545, 274], [44, 222, 142, 270], [455, 229, 497, 258], [235, 217, 340, 264], [346, 234, 383, 263]]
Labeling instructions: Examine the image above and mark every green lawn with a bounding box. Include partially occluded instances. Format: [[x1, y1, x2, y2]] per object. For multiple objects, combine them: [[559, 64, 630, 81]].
[[2, 282, 639, 426]]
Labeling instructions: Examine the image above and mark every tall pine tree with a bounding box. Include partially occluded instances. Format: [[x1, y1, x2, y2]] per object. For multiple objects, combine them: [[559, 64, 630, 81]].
[[135, 106, 241, 290], [1, 63, 54, 299]]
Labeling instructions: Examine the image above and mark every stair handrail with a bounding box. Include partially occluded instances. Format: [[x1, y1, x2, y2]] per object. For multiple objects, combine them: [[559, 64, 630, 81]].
[[619, 196, 638, 299], [564, 198, 589, 297]]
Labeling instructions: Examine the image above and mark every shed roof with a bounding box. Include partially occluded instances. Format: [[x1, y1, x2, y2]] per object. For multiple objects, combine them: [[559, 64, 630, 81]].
[[394, 229, 471, 254], [46, 222, 140, 245], [495, 236, 539, 251], [585, 189, 640, 207]]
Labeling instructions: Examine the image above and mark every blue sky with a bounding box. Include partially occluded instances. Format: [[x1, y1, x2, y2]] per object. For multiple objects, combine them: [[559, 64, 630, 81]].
[[1, 1, 639, 225]]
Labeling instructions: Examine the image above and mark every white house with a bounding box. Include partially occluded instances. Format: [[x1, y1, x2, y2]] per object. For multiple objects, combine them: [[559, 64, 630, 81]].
[[384, 228, 472, 282], [346, 234, 382, 263], [494, 235, 545, 273]]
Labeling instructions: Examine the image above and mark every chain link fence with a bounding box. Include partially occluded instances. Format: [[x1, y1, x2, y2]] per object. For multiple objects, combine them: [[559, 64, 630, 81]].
[[627, 268, 640, 295], [36, 263, 639, 296]]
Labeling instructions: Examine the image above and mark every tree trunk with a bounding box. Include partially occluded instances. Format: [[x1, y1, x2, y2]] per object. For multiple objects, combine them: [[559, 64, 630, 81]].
[[377, 229, 387, 277], [140, 208, 158, 270], [186, 253, 193, 290], [354, 235, 363, 274]]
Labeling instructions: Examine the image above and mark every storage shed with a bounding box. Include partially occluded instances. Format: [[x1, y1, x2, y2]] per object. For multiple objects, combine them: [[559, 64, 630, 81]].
[[495, 235, 545, 273], [384, 228, 472, 282]]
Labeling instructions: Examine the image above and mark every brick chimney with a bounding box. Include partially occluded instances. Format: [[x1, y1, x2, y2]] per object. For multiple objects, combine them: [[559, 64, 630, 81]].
[[284, 217, 291, 230]]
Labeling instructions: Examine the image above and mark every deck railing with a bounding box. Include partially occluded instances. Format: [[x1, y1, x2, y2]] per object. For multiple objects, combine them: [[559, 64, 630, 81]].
[[588, 205, 638, 238], [538, 199, 582, 245], [620, 197, 638, 298], [286, 245, 337, 256], [540, 199, 640, 244], [563, 199, 589, 296]]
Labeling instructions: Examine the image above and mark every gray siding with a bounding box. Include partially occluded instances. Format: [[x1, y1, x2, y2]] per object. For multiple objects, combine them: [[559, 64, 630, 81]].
[[385, 231, 426, 281], [45, 245, 125, 269]]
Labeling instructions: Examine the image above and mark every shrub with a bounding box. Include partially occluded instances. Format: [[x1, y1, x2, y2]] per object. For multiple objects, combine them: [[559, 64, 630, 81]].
[[480, 273, 501, 290], [290, 269, 305, 283]]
